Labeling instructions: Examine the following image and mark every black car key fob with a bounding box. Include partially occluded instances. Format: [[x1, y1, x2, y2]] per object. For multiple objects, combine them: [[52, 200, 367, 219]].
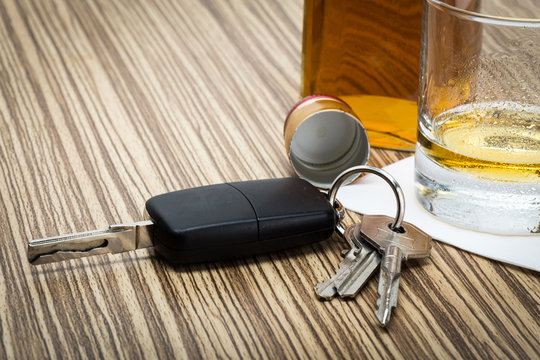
[[145, 178, 337, 263]]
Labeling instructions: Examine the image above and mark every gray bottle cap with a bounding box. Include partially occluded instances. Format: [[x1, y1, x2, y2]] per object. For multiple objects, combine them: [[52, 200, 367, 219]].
[[284, 95, 370, 188]]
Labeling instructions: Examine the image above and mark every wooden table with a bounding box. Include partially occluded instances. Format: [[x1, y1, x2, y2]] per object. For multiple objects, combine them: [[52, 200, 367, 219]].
[[1, 0, 538, 358]]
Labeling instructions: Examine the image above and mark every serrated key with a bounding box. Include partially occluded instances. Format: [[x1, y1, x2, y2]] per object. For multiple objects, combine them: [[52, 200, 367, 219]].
[[352, 214, 432, 326], [315, 224, 381, 300]]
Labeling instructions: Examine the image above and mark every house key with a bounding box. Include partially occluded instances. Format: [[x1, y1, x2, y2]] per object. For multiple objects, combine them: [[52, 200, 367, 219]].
[[353, 215, 431, 326], [316, 165, 432, 328], [314, 223, 381, 299]]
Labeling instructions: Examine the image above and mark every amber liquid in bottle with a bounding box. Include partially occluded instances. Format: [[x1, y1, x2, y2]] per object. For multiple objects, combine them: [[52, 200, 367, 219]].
[[301, 0, 423, 150]]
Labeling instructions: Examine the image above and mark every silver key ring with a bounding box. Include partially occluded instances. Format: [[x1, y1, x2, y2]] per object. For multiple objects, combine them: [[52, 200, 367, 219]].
[[327, 166, 405, 231]]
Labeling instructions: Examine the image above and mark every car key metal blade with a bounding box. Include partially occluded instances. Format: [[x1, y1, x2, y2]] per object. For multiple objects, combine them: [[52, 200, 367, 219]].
[[28, 220, 153, 265]]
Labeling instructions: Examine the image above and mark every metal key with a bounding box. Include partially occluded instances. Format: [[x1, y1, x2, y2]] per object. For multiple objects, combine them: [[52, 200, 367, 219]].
[[352, 214, 432, 326], [315, 223, 381, 299], [314, 246, 359, 299], [28, 178, 338, 265]]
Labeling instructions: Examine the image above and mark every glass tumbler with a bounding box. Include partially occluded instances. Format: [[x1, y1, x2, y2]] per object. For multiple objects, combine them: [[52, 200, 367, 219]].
[[415, 0, 540, 235]]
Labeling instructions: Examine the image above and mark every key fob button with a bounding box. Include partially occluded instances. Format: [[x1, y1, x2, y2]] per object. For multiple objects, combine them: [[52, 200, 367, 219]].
[[229, 178, 335, 241], [146, 183, 258, 251]]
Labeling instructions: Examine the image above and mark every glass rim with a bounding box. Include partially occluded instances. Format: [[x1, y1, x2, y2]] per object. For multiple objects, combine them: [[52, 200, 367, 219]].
[[426, 0, 540, 26]]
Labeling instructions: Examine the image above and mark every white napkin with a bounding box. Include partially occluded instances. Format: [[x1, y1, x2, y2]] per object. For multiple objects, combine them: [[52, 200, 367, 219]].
[[337, 156, 540, 272]]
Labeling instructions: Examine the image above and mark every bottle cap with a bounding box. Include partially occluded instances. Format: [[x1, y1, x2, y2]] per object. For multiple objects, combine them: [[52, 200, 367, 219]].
[[284, 95, 370, 188]]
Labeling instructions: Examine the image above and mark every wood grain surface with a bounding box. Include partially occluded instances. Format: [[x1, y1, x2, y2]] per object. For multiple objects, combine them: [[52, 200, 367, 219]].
[[0, 0, 539, 359]]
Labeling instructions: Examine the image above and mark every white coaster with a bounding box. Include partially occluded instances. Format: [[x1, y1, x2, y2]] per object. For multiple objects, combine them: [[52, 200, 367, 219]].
[[337, 156, 540, 272]]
